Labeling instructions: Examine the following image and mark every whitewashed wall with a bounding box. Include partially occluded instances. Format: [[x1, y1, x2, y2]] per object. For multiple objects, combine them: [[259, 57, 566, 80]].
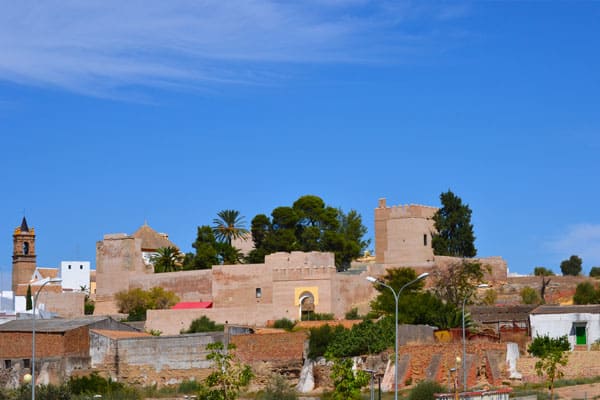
[[530, 312, 600, 350]]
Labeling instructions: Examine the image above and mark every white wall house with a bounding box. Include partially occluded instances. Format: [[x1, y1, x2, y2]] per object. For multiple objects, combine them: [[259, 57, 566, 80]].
[[530, 305, 600, 351], [60, 261, 91, 292]]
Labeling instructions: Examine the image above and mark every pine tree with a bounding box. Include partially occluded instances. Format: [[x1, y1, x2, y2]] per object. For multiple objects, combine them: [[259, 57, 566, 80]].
[[432, 190, 477, 257]]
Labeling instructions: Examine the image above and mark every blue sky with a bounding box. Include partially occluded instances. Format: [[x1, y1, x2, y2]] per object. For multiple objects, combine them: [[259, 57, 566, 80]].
[[1, 1, 599, 287]]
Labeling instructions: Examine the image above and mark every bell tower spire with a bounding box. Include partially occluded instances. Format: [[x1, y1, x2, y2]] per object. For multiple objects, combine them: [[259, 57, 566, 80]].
[[12, 217, 37, 292]]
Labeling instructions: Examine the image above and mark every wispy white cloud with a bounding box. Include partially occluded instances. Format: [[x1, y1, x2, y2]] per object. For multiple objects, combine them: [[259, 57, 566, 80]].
[[0, 1, 469, 97], [546, 223, 600, 268]]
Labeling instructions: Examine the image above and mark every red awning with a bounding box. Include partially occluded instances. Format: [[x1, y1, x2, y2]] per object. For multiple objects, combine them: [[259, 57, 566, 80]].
[[171, 301, 213, 309]]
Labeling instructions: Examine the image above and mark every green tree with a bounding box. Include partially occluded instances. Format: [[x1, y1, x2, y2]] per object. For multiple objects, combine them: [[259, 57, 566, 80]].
[[182, 316, 224, 333], [590, 266, 600, 278], [26, 284, 33, 311], [212, 210, 249, 245], [369, 268, 459, 327], [528, 335, 570, 400], [431, 190, 477, 257], [115, 287, 179, 321], [560, 255, 583, 276], [534, 266, 555, 276], [520, 286, 541, 305], [184, 226, 220, 270], [432, 260, 485, 308], [151, 246, 184, 273], [329, 358, 369, 400], [246, 195, 369, 270], [573, 281, 599, 304], [205, 342, 253, 400]]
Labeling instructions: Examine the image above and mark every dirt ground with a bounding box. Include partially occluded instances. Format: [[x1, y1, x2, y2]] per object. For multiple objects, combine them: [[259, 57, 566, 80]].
[[555, 383, 600, 399]]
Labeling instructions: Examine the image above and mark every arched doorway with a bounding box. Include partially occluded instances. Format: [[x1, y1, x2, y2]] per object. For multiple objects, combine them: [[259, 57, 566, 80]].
[[298, 291, 315, 321]]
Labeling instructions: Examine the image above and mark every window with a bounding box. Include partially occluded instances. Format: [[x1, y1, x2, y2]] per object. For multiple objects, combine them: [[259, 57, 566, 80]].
[[23, 359, 30, 369], [68, 265, 72, 270], [23, 242, 29, 255], [423, 234, 428, 246], [4, 360, 11, 369], [255, 288, 262, 298], [80, 265, 83, 270]]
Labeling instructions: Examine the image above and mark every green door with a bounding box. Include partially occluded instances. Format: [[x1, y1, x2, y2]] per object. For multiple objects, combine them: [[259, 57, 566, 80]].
[[576, 326, 586, 345]]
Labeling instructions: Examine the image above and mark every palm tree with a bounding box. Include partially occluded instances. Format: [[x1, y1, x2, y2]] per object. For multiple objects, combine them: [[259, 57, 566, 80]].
[[151, 246, 184, 273], [212, 209, 249, 245]]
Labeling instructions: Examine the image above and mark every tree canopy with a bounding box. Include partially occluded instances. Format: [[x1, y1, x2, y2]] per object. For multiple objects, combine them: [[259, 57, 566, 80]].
[[431, 190, 476, 257], [183, 225, 243, 270], [431, 260, 486, 308], [151, 246, 184, 273], [560, 255, 582, 276], [534, 266, 555, 276], [246, 195, 369, 270], [369, 267, 464, 329], [212, 209, 249, 245], [573, 281, 599, 305]]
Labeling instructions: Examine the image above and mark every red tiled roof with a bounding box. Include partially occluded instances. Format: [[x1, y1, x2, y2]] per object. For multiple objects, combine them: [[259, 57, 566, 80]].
[[171, 301, 213, 309]]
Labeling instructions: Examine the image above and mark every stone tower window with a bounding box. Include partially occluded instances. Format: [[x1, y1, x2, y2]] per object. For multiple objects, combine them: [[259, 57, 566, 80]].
[[255, 288, 262, 298], [22, 242, 29, 255], [423, 234, 427, 246]]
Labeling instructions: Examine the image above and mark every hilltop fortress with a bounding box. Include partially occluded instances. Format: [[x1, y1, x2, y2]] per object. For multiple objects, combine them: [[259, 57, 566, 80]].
[[90, 198, 507, 332], [9, 197, 507, 329]]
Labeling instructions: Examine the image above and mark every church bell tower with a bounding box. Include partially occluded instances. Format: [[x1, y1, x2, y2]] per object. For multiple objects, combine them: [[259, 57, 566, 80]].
[[12, 217, 37, 292]]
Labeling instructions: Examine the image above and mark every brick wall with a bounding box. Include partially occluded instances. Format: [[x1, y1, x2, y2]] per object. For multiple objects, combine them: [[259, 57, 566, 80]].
[[231, 332, 306, 363]]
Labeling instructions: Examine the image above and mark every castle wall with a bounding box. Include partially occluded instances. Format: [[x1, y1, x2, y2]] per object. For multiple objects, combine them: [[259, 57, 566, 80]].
[[375, 198, 437, 265], [131, 270, 213, 302], [212, 264, 273, 308], [434, 256, 508, 283], [146, 306, 275, 334]]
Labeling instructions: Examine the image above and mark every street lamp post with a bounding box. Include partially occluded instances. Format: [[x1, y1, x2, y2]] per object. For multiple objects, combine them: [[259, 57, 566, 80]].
[[366, 272, 429, 400], [31, 278, 61, 400], [461, 283, 489, 393]]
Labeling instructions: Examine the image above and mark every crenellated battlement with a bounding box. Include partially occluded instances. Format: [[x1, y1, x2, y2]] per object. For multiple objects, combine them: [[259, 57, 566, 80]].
[[265, 251, 335, 268], [376, 198, 438, 219]]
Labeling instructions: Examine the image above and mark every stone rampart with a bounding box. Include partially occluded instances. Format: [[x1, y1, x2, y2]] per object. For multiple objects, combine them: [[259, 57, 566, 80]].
[[131, 269, 213, 302]]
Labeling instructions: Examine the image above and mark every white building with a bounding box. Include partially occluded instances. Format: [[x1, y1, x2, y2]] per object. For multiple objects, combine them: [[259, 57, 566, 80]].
[[530, 304, 600, 351], [60, 261, 90, 292]]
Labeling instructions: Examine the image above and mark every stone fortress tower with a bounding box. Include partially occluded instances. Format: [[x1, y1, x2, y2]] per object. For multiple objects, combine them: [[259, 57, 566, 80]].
[[375, 198, 438, 267], [12, 217, 36, 292]]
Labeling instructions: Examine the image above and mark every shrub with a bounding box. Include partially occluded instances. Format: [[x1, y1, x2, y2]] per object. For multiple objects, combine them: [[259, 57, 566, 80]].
[[257, 374, 298, 400], [308, 324, 344, 359], [590, 266, 600, 278], [344, 308, 360, 320], [115, 287, 179, 321], [302, 312, 334, 321], [273, 318, 296, 330], [408, 380, 445, 400], [182, 316, 224, 333], [69, 372, 125, 396], [521, 286, 541, 305], [177, 379, 204, 394], [481, 289, 498, 305]]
